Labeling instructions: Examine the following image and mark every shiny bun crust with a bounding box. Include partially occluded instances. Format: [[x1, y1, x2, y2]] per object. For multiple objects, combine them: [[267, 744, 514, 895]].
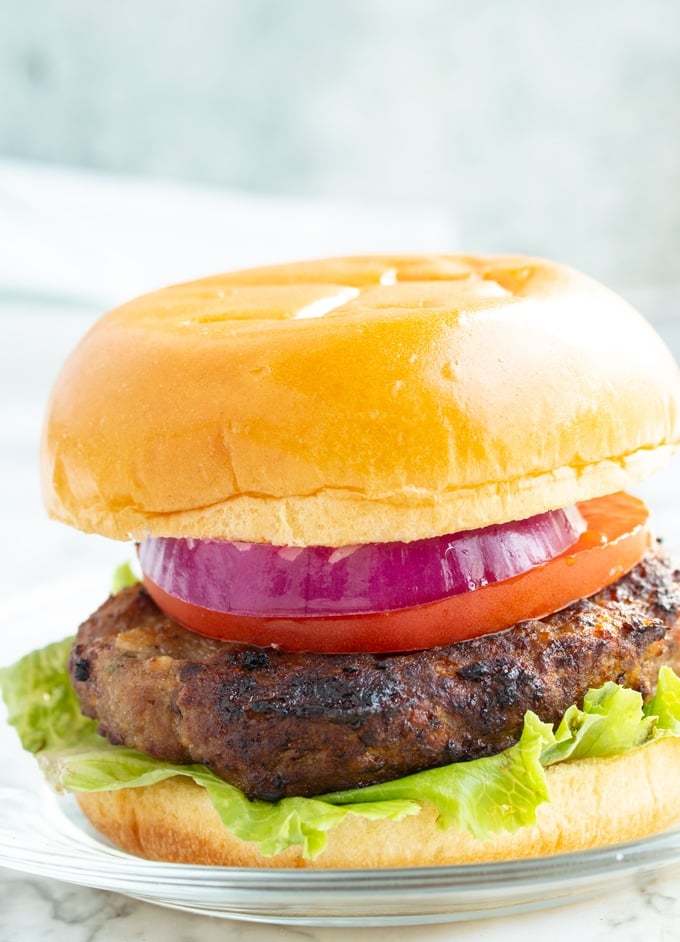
[[42, 254, 680, 545], [76, 737, 680, 867]]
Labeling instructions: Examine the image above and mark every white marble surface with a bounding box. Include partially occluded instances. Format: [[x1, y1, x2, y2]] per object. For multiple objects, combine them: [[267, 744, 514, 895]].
[[2, 863, 680, 940], [2, 162, 680, 940]]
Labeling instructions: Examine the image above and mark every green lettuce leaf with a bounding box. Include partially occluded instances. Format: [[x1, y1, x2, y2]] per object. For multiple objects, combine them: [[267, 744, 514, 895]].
[[0, 638, 99, 753], [323, 711, 554, 840], [111, 562, 140, 594], [645, 666, 680, 735], [2, 637, 680, 859], [539, 682, 659, 766]]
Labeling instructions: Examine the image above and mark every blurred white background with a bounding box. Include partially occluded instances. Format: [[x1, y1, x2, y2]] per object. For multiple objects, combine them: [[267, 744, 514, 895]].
[[1, 1, 680, 600], [2, 0, 680, 289]]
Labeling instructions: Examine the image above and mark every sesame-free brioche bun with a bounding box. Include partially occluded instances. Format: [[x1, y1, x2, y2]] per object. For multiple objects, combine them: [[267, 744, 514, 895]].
[[41, 254, 680, 546], [76, 736, 680, 867]]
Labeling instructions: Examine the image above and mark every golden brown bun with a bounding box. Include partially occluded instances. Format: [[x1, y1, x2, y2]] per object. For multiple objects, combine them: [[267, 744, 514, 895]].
[[42, 254, 680, 545], [76, 737, 680, 867]]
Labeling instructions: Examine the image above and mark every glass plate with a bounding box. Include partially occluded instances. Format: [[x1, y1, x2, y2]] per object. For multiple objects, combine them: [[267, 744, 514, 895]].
[[2, 584, 680, 926], [1, 779, 680, 926]]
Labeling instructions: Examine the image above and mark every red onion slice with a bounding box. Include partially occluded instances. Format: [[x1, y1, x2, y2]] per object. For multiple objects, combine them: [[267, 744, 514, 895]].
[[138, 506, 585, 617]]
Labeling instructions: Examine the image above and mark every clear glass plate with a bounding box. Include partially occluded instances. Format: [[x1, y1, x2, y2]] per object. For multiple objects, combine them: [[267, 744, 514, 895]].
[[2, 584, 680, 926], [2, 773, 680, 925]]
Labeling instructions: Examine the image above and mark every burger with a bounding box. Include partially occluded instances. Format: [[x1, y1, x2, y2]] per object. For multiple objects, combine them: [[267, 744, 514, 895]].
[[3, 253, 680, 869]]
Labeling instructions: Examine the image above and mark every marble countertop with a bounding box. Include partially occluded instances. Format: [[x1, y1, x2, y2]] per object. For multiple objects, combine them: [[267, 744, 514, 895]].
[[2, 161, 680, 941], [2, 864, 680, 942]]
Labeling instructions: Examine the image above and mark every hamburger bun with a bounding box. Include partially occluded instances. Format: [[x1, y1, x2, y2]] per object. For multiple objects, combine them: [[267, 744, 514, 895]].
[[41, 254, 680, 547], [77, 736, 680, 867]]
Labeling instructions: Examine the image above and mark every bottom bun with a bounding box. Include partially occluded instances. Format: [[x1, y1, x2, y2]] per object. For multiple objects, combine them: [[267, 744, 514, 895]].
[[76, 738, 680, 868]]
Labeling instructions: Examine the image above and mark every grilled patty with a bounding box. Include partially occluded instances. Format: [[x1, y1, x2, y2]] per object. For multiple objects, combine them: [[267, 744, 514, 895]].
[[69, 546, 680, 801]]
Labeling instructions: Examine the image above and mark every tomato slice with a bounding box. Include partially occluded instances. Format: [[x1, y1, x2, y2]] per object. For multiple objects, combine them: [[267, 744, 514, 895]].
[[142, 492, 651, 653]]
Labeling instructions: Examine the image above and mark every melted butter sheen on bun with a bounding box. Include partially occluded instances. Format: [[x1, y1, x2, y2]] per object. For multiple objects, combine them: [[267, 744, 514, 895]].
[[41, 255, 680, 545]]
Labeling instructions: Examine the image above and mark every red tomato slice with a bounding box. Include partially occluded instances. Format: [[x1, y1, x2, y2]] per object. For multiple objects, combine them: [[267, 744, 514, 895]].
[[142, 492, 651, 653]]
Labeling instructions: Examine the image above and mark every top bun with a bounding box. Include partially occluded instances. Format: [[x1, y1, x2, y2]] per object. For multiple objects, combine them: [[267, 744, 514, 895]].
[[41, 255, 680, 546]]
